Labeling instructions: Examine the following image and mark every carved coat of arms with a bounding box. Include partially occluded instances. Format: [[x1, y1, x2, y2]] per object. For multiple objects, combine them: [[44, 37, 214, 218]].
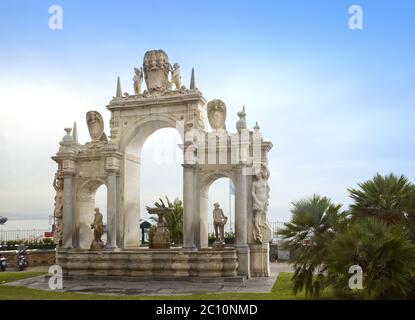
[[86, 111, 107, 142], [207, 99, 227, 130]]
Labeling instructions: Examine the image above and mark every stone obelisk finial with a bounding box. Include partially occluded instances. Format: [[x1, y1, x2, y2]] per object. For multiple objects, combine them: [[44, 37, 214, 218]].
[[72, 121, 78, 143], [190, 68, 196, 89], [116, 77, 122, 98]]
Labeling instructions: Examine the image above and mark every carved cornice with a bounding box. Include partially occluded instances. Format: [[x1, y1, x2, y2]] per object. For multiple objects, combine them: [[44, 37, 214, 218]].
[[107, 90, 206, 110]]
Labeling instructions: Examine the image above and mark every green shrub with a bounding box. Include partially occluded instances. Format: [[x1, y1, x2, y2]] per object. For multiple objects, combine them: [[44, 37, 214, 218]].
[[326, 218, 415, 299]]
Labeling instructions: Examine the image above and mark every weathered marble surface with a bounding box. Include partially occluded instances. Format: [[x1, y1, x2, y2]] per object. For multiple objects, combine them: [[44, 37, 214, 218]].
[[57, 249, 239, 278], [52, 49, 274, 279]]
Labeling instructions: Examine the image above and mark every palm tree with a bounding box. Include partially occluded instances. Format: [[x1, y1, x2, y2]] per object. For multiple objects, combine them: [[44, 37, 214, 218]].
[[278, 194, 346, 297], [152, 196, 183, 245], [326, 218, 415, 299], [348, 173, 415, 225]]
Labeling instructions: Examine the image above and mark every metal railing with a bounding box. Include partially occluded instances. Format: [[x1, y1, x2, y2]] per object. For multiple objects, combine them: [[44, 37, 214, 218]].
[[0, 229, 50, 242], [0, 222, 289, 243], [208, 221, 287, 238]]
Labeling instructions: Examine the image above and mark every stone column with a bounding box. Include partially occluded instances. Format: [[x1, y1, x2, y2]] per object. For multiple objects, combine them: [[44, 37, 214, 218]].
[[106, 172, 117, 249], [183, 164, 196, 249], [123, 154, 140, 248], [62, 172, 74, 249], [235, 167, 250, 277], [116, 173, 122, 247], [199, 191, 209, 248], [106, 157, 120, 249]]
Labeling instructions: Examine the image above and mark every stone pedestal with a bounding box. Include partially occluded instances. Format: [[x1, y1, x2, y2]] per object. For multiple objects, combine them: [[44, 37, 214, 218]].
[[149, 227, 170, 249], [212, 240, 225, 249], [57, 249, 239, 278], [249, 243, 270, 277], [147, 207, 172, 249], [90, 240, 104, 251]]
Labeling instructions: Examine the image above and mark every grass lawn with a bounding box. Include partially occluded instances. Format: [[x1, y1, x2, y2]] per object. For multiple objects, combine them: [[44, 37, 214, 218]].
[[0, 272, 335, 300]]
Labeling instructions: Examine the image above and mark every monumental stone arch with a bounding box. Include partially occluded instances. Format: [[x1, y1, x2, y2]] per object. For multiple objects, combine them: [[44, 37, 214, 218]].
[[52, 50, 273, 279]]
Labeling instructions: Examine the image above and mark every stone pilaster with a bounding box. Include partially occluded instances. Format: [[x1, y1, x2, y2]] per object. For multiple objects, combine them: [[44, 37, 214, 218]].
[[249, 243, 270, 277], [235, 166, 250, 277], [105, 157, 120, 249], [183, 164, 196, 249], [62, 159, 75, 249]]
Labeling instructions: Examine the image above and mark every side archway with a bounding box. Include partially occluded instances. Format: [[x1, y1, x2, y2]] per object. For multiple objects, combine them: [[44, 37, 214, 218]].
[[197, 170, 237, 248], [76, 179, 107, 249]]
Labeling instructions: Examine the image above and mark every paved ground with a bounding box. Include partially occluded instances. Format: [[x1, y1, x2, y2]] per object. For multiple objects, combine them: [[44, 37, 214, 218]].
[[4, 262, 293, 296]]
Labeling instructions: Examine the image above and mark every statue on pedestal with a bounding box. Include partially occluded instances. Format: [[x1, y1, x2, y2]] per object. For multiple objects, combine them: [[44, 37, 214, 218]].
[[52, 171, 64, 246], [169, 63, 182, 90], [212, 203, 228, 248], [90, 208, 104, 250], [133, 67, 143, 94], [252, 164, 273, 243]]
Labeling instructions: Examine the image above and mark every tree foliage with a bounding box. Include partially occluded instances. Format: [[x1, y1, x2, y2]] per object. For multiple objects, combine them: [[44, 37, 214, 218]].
[[348, 173, 415, 225], [278, 194, 346, 297], [326, 218, 415, 299]]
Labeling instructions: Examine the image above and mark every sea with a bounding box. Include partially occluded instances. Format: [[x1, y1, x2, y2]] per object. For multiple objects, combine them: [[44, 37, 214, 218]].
[[0, 219, 51, 231]]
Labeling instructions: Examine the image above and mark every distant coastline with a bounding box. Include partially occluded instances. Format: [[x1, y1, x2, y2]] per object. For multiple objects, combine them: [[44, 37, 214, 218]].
[[0, 219, 50, 231]]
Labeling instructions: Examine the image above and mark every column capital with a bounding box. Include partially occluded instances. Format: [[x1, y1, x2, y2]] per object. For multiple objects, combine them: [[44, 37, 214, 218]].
[[105, 156, 121, 173], [182, 163, 196, 169], [62, 159, 76, 175]]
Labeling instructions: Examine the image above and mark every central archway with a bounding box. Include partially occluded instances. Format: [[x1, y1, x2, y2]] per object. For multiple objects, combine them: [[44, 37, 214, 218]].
[[120, 114, 184, 248]]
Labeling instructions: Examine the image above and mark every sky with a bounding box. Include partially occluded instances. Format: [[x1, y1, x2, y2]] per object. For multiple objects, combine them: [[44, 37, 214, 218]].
[[0, 0, 414, 226]]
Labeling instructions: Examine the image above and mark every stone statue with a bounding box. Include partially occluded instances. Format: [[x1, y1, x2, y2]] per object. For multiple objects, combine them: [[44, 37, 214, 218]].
[[52, 171, 64, 246], [207, 99, 227, 131], [86, 111, 108, 143], [90, 208, 104, 250], [169, 63, 181, 90], [212, 203, 228, 246], [252, 164, 273, 243], [143, 49, 170, 93], [133, 67, 143, 94]]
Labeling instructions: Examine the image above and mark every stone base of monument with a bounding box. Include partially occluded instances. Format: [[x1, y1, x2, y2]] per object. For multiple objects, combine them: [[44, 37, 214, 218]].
[[249, 243, 270, 277], [90, 240, 105, 251], [212, 240, 225, 250], [57, 248, 239, 278], [149, 227, 170, 249]]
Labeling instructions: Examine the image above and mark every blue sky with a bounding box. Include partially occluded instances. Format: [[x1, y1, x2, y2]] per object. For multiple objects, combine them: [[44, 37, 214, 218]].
[[0, 0, 414, 224]]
